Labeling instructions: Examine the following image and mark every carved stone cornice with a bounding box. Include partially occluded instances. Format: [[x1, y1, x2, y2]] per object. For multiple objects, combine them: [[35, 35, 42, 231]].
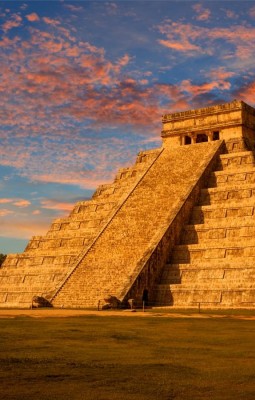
[[162, 100, 244, 123], [161, 121, 243, 138]]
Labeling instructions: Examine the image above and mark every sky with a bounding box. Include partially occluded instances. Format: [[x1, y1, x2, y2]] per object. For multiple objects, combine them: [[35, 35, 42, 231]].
[[1, 0, 255, 254]]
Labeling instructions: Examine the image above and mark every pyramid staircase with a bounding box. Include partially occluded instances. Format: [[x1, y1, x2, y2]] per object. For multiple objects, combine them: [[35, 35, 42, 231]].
[[155, 147, 255, 308], [0, 149, 161, 308]]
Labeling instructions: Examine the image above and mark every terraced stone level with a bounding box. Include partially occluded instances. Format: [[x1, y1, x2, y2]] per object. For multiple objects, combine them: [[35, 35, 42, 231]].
[[155, 149, 255, 308], [0, 149, 161, 308]]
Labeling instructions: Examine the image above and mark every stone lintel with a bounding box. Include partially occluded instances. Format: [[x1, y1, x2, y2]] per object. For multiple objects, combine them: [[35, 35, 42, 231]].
[[161, 122, 243, 138], [162, 100, 251, 123]]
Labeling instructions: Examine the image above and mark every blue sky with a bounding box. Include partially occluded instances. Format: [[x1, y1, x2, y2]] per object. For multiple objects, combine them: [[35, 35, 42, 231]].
[[1, 0, 255, 253]]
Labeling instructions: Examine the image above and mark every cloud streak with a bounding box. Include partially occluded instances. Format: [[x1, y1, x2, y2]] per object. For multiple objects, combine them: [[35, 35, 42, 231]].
[[157, 19, 255, 67]]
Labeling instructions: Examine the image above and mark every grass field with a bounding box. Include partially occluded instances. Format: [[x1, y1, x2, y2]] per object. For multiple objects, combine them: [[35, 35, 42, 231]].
[[0, 313, 254, 399]]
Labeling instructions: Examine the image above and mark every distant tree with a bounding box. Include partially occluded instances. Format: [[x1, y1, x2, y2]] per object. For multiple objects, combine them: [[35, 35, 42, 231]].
[[0, 253, 6, 266]]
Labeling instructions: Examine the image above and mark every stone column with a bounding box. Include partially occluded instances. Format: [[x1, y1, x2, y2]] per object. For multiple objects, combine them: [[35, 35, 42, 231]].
[[191, 133, 196, 144], [208, 131, 213, 142]]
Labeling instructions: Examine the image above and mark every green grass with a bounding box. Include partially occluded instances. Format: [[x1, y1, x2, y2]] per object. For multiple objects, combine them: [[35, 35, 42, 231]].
[[0, 315, 254, 399]]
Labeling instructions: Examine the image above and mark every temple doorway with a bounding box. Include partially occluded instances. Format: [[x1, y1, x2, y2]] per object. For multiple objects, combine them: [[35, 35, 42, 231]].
[[196, 134, 208, 143], [184, 136, 191, 145]]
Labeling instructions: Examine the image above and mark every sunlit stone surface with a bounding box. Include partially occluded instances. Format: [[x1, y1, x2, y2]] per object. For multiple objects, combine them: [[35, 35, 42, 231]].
[[1, 100, 255, 309]]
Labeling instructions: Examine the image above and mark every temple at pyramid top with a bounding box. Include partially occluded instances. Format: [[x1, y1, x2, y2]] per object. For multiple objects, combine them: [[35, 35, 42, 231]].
[[161, 99, 255, 149]]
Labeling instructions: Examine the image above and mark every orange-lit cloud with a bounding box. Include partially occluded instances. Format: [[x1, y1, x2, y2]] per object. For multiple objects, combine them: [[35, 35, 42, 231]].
[[32, 210, 41, 215], [225, 10, 238, 19], [0, 198, 31, 207], [0, 209, 14, 217], [158, 22, 204, 53], [235, 80, 255, 104], [64, 4, 84, 12], [13, 200, 31, 208], [0, 218, 49, 239], [192, 3, 211, 21], [0, 198, 13, 204], [42, 17, 61, 26], [208, 68, 235, 81], [40, 199, 75, 212], [158, 20, 255, 63], [158, 39, 200, 52], [2, 13, 22, 32], [26, 12, 40, 22]]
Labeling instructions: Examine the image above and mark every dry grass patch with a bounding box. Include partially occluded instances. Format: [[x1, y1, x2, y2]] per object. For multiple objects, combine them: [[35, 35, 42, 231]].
[[0, 315, 254, 399]]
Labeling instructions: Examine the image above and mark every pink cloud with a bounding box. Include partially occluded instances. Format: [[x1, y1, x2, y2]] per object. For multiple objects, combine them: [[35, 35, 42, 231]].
[[64, 4, 83, 12], [26, 12, 40, 22], [158, 39, 201, 52], [225, 10, 238, 19], [2, 13, 22, 32], [235, 80, 255, 104], [158, 21, 205, 54], [42, 17, 61, 26], [208, 68, 235, 81], [13, 200, 31, 208], [0, 218, 49, 239], [192, 3, 211, 21], [180, 79, 231, 97], [0, 209, 14, 217], [32, 210, 41, 215], [40, 199, 75, 212], [158, 20, 255, 64], [0, 198, 31, 207], [0, 198, 13, 204]]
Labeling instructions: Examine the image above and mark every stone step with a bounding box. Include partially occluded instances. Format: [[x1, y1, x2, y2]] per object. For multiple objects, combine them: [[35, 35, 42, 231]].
[[208, 166, 255, 187], [154, 287, 255, 307], [216, 151, 255, 171], [2, 254, 76, 268], [198, 183, 255, 205], [181, 223, 255, 244], [189, 204, 255, 224], [135, 148, 162, 164], [26, 236, 90, 252], [0, 266, 69, 275], [224, 138, 251, 154], [52, 209, 114, 224], [92, 180, 133, 198], [114, 150, 160, 182], [2, 251, 80, 269], [71, 200, 117, 215], [92, 187, 129, 201], [0, 292, 53, 308], [25, 236, 89, 251], [48, 217, 104, 232], [158, 280, 255, 289], [45, 228, 101, 240], [160, 267, 255, 284], [171, 243, 255, 263], [165, 260, 255, 269], [0, 282, 59, 292]]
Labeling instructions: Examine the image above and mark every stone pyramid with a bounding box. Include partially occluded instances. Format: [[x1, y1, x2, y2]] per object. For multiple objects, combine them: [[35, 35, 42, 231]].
[[1, 100, 255, 309]]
